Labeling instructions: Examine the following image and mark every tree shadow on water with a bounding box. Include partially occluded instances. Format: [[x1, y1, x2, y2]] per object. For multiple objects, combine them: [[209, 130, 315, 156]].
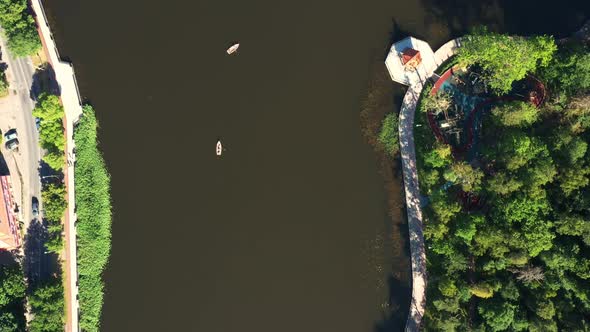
[[384, 20, 416, 61], [421, 0, 590, 42], [374, 274, 412, 332], [374, 202, 413, 332]]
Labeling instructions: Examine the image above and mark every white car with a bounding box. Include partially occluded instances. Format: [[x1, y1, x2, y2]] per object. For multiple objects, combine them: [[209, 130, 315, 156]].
[[5, 138, 18, 151], [4, 129, 17, 141]]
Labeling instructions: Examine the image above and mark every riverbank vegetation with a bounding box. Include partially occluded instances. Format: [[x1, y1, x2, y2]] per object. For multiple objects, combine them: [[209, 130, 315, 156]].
[[415, 29, 590, 331], [75, 105, 112, 331], [378, 113, 400, 156], [0, 0, 41, 57]]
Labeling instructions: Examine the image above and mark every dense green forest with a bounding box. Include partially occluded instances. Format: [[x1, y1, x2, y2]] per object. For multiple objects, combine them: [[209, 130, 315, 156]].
[[75, 105, 112, 332], [0, 0, 41, 56], [414, 29, 590, 331]]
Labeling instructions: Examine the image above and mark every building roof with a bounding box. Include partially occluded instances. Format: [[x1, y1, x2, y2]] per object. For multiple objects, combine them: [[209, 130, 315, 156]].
[[385, 37, 437, 86], [0, 176, 19, 250], [401, 48, 421, 66]]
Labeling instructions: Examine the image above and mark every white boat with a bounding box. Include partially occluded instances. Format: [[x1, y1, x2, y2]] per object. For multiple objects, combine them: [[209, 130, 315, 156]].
[[226, 43, 240, 54], [216, 140, 223, 156]]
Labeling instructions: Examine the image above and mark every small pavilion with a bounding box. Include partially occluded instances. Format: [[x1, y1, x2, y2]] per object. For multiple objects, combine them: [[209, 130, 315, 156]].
[[385, 37, 437, 86]]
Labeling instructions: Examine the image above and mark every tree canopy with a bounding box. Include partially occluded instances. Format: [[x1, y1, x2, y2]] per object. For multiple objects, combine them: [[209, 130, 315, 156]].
[[29, 278, 64, 332], [33, 93, 65, 170], [0, 0, 41, 56], [458, 27, 556, 94], [492, 101, 539, 127], [420, 36, 590, 331]]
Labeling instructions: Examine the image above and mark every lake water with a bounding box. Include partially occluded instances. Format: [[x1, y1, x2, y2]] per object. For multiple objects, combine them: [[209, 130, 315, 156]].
[[42, 0, 588, 331]]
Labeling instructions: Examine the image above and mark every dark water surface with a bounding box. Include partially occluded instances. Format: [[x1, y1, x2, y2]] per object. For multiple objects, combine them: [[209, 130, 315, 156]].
[[42, 0, 589, 331]]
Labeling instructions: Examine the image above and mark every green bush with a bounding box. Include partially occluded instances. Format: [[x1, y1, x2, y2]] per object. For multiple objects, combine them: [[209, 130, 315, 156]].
[[74, 105, 112, 332], [435, 55, 459, 75], [378, 113, 399, 156]]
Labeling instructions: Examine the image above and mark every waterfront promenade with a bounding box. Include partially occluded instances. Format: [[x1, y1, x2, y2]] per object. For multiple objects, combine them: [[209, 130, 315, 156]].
[[29, 0, 83, 331], [396, 38, 461, 331]]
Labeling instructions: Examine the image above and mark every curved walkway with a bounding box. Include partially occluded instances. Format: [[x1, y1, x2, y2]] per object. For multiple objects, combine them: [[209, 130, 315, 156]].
[[399, 38, 461, 332]]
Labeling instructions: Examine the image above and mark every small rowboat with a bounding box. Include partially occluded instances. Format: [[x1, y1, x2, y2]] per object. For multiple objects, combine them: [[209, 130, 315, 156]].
[[226, 43, 240, 55], [216, 140, 223, 156]]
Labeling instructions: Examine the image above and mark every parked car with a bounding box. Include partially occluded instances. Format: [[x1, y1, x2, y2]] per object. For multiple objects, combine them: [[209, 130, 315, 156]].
[[4, 129, 17, 141], [32, 197, 39, 218], [35, 118, 41, 131], [5, 139, 18, 151]]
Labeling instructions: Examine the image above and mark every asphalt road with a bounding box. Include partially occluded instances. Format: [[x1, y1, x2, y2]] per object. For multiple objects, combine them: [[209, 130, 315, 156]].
[[0, 34, 50, 285], [10, 54, 43, 227]]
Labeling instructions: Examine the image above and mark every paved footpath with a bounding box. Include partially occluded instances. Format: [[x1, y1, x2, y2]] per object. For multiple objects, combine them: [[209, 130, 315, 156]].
[[399, 38, 461, 332], [30, 0, 83, 331]]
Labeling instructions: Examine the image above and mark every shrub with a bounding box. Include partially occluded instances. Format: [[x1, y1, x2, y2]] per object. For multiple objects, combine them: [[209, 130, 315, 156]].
[[378, 113, 399, 156]]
